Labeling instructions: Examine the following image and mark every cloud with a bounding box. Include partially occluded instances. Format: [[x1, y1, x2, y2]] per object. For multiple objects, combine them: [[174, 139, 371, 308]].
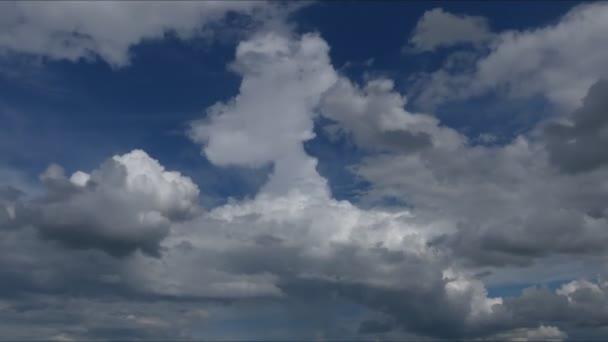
[[21, 149, 199, 257], [355, 125, 608, 268], [320, 76, 465, 153], [412, 3, 608, 111], [163, 30, 517, 338], [0, 30, 511, 339], [0, 186, 20, 222], [0, 1, 269, 67], [0, 294, 222, 340], [4, 14, 608, 340], [487, 325, 567, 341], [408, 8, 493, 52], [543, 79, 608, 174], [495, 280, 608, 337], [189, 31, 338, 197], [319, 68, 608, 270]]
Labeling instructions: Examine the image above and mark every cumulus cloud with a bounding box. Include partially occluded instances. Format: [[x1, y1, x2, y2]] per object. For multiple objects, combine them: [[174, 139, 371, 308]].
[[412, 2, 608, 111], [0, 0, 269, 67], [313, 47, 608, 274], [149, 30, 518, 339], [320, 76, 465, 152], [22, 150, 199, 257], [189, 31, 338, 197], [351, 84, 608, 267], [408, 8, 493, 52], [0, 30, 511, 339]]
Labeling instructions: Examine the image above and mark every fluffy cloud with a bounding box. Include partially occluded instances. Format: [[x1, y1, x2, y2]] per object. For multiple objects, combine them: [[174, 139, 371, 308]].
[[345, 79, 608, 268], [20, 150, 199, 257], [0, 1, 268, 66], [412, 3, 608, 111], [189, 31, 338, 197], [140, 30, 514, 338], [408, 8, 493, 52], [320, 76, 465, 152], [1, 30, 512, 339]]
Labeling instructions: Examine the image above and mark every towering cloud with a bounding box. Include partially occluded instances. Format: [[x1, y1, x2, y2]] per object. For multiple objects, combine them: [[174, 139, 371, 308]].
[[189, 31, 338, 196]]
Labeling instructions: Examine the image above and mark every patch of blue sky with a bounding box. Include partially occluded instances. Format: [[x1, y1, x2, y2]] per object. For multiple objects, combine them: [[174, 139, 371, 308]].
[[487, 278, 572, 298]]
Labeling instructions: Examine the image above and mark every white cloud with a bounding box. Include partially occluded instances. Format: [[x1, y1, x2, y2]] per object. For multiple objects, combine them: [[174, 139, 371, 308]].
[[110, 150, 200, 219], [556, 279, 603, 299], [408, 8, 493, 52], [176, 30, 512, 338], [413, 3, 608, 111], [154, 31, 442, 299], [488, 325, 568, 342], [189, 31, 338, 197], [320, 76, 465, 152], [0, 1, 268, 67]]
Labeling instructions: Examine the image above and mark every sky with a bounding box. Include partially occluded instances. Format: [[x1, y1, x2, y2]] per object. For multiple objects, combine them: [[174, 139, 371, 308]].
[[2, 0, 608, 340]]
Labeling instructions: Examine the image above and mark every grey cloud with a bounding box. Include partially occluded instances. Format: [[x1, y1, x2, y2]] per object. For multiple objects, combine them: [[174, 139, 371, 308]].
[[0, 185, 21, 202], [357, 319, 395, 334], [486, 280, 608, 340], [345, 76, 608, 270], [0, 293, 224, 340], [16, 150, 199, 257], [544, 80, 608, 174], [429, 206, 608, 268], [320, 77, 463, 154], [408, 8, 493, 52], [357, 140, 608, 268], [377, 130, 433, 151]]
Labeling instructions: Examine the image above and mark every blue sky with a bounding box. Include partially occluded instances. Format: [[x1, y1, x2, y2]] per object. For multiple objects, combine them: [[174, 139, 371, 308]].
[[2, 1, 608, 340], [0, 1, 579, 200]]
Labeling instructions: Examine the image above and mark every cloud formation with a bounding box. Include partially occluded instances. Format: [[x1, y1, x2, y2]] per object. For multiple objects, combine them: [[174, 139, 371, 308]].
[[347, 79, 608, 269], [21, 150, 199, 257], [3, 3, 608, 340], [412, 3, 608, 111], [543, 80, 608, 174], [408, 8, 493, 52], [0, 0, 268, 66], [320, 77, 464, 153]]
